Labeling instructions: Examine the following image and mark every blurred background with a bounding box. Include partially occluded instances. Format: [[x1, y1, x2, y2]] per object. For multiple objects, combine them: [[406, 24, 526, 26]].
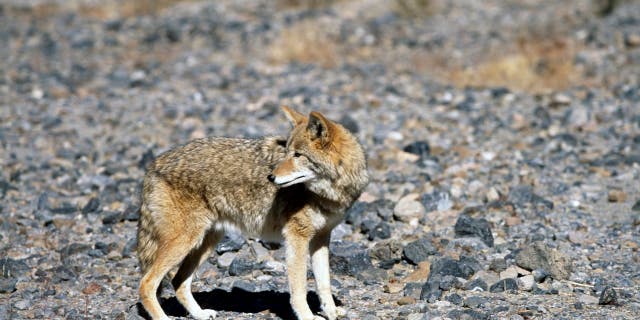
[[2, 0, 639, 99]]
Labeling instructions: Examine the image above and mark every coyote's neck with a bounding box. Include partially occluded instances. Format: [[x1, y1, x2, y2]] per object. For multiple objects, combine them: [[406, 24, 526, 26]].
[[306, 167, 369, 211]]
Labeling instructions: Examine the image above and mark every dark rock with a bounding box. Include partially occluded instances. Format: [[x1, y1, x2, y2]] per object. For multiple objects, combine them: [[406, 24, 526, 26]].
[[439, 275, 461, 291], [491, 87, 510, 98], [463, 295, 488, 308], [369, 239, 403, 267], [465, 279, 488, 291], [0, 178, 16, 198], [599, 286, 617, 305], [532, 269, 550, 283], [102, 211, 122, 225], [420, 275, 443, 302], [59, 243, 91, 260], [87, 249, 105, 257], [458, 256, 481, 278], [447, 309, 488, 320], [430, 257, 473, 279], [356, 267, 387, 284], [402, 238, 438, 265], [367, 222, 391, 241], [532, 286, 546, 295], [489, 279, 518, 293], [533, 106, 551, 128], [50, 202, 77, 214], [330, 241, 373, 275], [1, 258, 29, 278], [122, 237, 137, 258], [404, 282, 423, 299], [104, 19, 122, 31], [360, 219, 380, 235], [139, 149, 155, 169], [454, 214, 494, 247], [507, 185, 553, 209], [0, 278, 17, 293], [445, 293, 463, 306], [37, 192, 50, 211], [228, 257, 254, 276], [50, 266, 76, 283], [82, 197, 100, 214], [372, 199, 394, 221], [340, 114, 359, 133], [489, 258, 507, 272], [232, 280, 257, 293], [122, 206, 140, 221], [515, 242, 572, 280], [344, 201, 367, 226], [403, 141, 430, 158], [93, 241, 117, 254], [215, 232, 246, 254], [632, 200, 640, 211], [493, 306, 510, 314]]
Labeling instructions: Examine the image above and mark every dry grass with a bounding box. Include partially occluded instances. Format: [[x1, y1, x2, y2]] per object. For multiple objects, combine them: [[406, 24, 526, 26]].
[[22, 0, 193, 20], [78, 0, 194, 20], [426, 36, 583, 93], [276, 0, 341, 9], [393, 0, 441, 18], [268, 21, 338, 68]]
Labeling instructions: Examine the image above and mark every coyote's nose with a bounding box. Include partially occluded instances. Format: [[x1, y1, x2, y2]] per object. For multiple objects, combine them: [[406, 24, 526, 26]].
[[267, 174, 275, 183]]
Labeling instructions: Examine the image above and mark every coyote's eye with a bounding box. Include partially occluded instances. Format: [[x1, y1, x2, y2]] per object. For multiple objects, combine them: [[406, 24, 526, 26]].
[[293, 152, 302, 158]]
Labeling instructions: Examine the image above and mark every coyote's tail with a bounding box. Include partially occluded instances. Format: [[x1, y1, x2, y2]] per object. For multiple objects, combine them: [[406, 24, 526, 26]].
[[137, 201, 158, 275]]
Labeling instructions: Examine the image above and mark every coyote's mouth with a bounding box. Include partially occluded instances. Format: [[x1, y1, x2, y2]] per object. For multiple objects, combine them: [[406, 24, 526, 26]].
[[276, 175, 308, 187], [273, 171, 315, 187]]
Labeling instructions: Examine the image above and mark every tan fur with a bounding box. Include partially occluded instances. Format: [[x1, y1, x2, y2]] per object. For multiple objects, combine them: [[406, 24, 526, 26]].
[[137, 107, 369, 320]]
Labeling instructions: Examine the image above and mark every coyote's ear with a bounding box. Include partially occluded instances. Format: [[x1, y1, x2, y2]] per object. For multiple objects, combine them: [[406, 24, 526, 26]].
[[307, 111, 332, 146], [281, 105, 305, 126]]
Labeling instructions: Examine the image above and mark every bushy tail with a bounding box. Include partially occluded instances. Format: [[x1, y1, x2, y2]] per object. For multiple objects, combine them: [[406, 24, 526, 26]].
[[137, 202, 158, 275]]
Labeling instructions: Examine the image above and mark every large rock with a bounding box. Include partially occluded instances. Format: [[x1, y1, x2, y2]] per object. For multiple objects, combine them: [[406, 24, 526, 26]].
[[508, 185, 553, 209], [454, 214, 494, 247], [599, 286, 617, 305], [0, 258, 29, 279], [429, 256, 477, 279], [515, 242, 572, 280], [402, 238, 438, 265], [215, 231, 246, 254], [330, 241, 373, 275]]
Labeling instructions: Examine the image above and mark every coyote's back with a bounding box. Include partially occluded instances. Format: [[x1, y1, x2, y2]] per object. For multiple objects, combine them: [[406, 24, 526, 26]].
[[137, 136, 287, 273]]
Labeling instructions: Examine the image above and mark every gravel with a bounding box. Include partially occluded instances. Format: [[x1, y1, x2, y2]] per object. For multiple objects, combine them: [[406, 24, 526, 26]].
[[1, 0, 640, 319]]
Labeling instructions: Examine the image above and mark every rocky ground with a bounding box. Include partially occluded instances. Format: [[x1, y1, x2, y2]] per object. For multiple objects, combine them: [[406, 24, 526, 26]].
[[1, 0, 640, 319]]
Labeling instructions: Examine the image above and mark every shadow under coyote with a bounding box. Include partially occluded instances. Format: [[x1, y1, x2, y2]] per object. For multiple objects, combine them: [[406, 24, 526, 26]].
[[135, 287, 337, 320]]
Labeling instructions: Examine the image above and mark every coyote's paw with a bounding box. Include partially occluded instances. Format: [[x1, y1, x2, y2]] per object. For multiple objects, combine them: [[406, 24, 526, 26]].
[[322, 305, 346, 320], [191, 309, 217, 320]]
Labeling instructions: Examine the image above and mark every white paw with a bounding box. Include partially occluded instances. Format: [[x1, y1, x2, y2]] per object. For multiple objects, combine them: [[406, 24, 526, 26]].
[[323, 306, 337, 320], [191, 309, 217, 320], [336, 306, 346, 317]]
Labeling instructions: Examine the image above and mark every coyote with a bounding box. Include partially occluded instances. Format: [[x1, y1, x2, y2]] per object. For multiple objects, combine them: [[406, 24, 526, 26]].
[[137, 106, 369, 320]]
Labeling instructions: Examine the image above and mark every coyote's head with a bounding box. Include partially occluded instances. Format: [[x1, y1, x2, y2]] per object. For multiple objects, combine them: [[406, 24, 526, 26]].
[[268, 106, 355, 189]]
